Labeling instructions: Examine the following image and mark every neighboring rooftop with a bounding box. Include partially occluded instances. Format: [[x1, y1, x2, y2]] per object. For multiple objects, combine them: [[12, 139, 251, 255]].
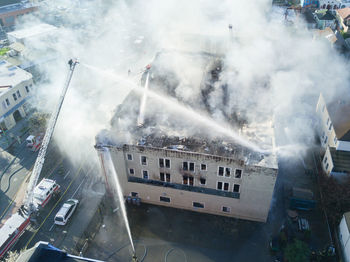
[[0, 60, 32, 95], [337, 7, 350, 20], [315, 10, 336, 20], [314, 27, 337, 44], [7, 23, 58, 43], [330, 147, 350, 173], [105, 51, 277, 169], [16, 241, 104, 262], [327, 99, 350, 141], [0, 1, 37, 15]]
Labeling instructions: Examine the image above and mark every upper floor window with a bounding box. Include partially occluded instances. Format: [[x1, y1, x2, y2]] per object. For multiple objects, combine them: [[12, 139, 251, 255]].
[[183, 175, 194, 186], [129, 168, 135, 175], [142, 170, 149, 179], [201, 164, 207, 171], [5, 98, 10, 106], [189, 162, 195, 171], [225, 168, 231, 177], [159, 158, 171, 168], [324, 157, 327, 164], [235, 169, 242, 178], [329, 123, 332, 131], [159, 158, 164, 167], [12, 93, 17, 101], [233, 184, 240, 193], [16, 90, 21, 98], [183, 161, 194, 171], [25, 86, 30, 93], [141, 156, 147, 165], [165, 159, 170, 168], [218, 166, 224, 176], [199, 177, 206, 185], [183, 161, 188, 171], [334, 136, 337, 145], [160, 172, 170, 182], [127, 154, 133, 161]]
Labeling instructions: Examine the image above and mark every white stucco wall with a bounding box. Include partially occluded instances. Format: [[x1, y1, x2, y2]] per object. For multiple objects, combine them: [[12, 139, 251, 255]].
[[339, 214, 350, 262]]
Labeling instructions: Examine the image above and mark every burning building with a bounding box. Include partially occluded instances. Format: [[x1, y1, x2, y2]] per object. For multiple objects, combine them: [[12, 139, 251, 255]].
[[95, 50, 278, 223]]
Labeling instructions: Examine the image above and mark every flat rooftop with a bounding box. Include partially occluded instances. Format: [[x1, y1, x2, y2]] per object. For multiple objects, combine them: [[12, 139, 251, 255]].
[[7, 23, 58, 41], [0, 1, 37, 15], [0, 60, 32, 95], [101, 51, 277, 169], [330, 147, 350, 174]]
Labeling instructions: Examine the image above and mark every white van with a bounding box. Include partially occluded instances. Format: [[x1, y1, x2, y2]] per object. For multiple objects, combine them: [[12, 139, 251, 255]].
[[54, 199, 79, 225], [33, 178, 60, 208]]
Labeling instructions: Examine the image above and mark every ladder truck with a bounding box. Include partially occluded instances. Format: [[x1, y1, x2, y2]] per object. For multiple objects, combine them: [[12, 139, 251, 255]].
[[0, 59, 79, 259]]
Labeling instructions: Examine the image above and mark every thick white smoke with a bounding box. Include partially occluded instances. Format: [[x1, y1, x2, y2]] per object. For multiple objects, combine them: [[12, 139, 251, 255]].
[[15, 0, 350, 164]]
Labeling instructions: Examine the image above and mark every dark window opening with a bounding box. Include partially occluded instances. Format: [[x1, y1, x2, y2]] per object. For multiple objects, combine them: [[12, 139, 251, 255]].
[[224, 182, 229, 191], [25, 86, 29, 93], [127, 154, 133, 160], [233, 184, 240, 193], [160, 196, 170, 202], [189, 162, 195, 171], [193, 202, 204, 208], [16, 90, 21, 98], [141, 156, 147, 165], [159, 158, 164, 167], [166, 173, 170, 182], [183, 176, 188, 185], [129, 168, 135, 175], [200, 178, 206, 185], [143, 170, 149, 179], [189, 176, 194, 186], [12, 93, 17, 101], [201, 164, 207, 170], [5, 98, 10, 106], [218, 167, 224, 176], [217, 182, 223, 190], [183, 162, 188, 171], [165, 159, 170, 168], [225, 168, 231, 177], [160, 172, 165, 181], [222, 206, 230, 212], [131, 192, 138, 197], [235, 169, 242, 178]]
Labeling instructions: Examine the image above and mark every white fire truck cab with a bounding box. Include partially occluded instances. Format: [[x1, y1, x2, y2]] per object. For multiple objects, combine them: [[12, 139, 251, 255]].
[[33, 178, 60, 208], [26, 134, 43, 152]]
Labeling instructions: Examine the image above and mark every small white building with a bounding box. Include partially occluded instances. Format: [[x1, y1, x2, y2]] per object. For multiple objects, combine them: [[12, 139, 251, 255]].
[[316, 93, 350, 175], [0, 60, 33, 132], [339, 212, 350, 262], [7, 23, 58, 44]]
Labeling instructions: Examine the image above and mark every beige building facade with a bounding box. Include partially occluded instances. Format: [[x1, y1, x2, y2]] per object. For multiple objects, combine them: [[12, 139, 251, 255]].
[[98, 144, 277, 223], [0, 60, 33, 132]]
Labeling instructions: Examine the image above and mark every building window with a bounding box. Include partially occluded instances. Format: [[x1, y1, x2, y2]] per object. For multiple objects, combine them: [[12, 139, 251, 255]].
[[159, 158, 164, 167], [223, 182, 229, 191], [127, 154, 133, 161], [141, 156, 147, 165], [129, 168, 135, 175], [217, 181, 223, 190], [183, 176, 193, 186], [25, 86, 29, 93], [325, 163, 329, 170], [193, 202, 204, 208], [222, 206, 231, 213], [334, 137, 337, 145], [201, 164, 207, 171], [16, 90, 21, 98], [12, 93, 17, 101], [143, 170, 149, 179], [324, 136, 328, 145], [324, 157, 327, 164], [218, 166, 224, 176], [5, 98, 10, 106], [225, 168, 231, 177], [131, 192, 138, 197], [160, 172, 165, 181], [329, 123, 332, 131], [166, 173, 170, 182], [235, 169, 242, 178], [160, 196, 170, 203], [189, 162, 195, 171], [233, 184, 240, 193], [165, 159, 170, 168], [183, 161, 188, 171], [199, 177, 206, 185]]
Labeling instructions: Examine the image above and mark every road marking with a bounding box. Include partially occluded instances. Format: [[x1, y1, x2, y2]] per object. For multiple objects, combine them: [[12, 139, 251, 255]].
[[47, 158, 65, 178], [25, 164, 83, 249], [63, 170, 70, 180], [49, 223, 55, 232], [70, 175, 86, 199]]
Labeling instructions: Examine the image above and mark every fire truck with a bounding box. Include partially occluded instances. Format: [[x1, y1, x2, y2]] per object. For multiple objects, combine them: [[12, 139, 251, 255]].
[[26, 134, 43, 152], [0, 59, 79, 259]]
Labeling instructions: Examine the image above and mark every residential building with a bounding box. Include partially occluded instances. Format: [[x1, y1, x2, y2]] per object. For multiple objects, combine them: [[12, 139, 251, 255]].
[[316, 93, 350, 175], [318, 0, 342, 9], [7, 23, 58, 44], [0, 60, 33, 132], [314, 27, 338, 45], [15, 241, 104, 262], [96, 51, 278, 223], [301, 0, 320, 8], [339, 212, 350, 262], [0, 1, 38, 31], [314, 10, 337, 30], [303, 9, 318, 29], [337, 7, 350, 32]]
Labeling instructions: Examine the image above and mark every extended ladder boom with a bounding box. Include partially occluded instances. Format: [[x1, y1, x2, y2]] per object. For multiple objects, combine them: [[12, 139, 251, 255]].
[[24, 59, 79, 213]]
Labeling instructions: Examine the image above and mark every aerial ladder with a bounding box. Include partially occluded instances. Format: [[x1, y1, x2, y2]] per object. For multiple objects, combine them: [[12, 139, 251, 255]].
[[0, 59, 79, 259]]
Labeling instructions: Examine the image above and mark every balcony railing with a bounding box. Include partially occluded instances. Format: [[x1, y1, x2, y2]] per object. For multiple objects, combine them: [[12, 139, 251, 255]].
[[128, 176, 240, 199]]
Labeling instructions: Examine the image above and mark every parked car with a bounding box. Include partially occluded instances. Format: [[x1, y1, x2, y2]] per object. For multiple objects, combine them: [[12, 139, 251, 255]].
[[54, 199, 79, 225]]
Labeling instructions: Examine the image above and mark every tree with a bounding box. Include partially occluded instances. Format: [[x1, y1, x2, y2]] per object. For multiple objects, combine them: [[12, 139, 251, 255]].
[[28, 112, 49, 132], [284, 239, 310, 262]]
